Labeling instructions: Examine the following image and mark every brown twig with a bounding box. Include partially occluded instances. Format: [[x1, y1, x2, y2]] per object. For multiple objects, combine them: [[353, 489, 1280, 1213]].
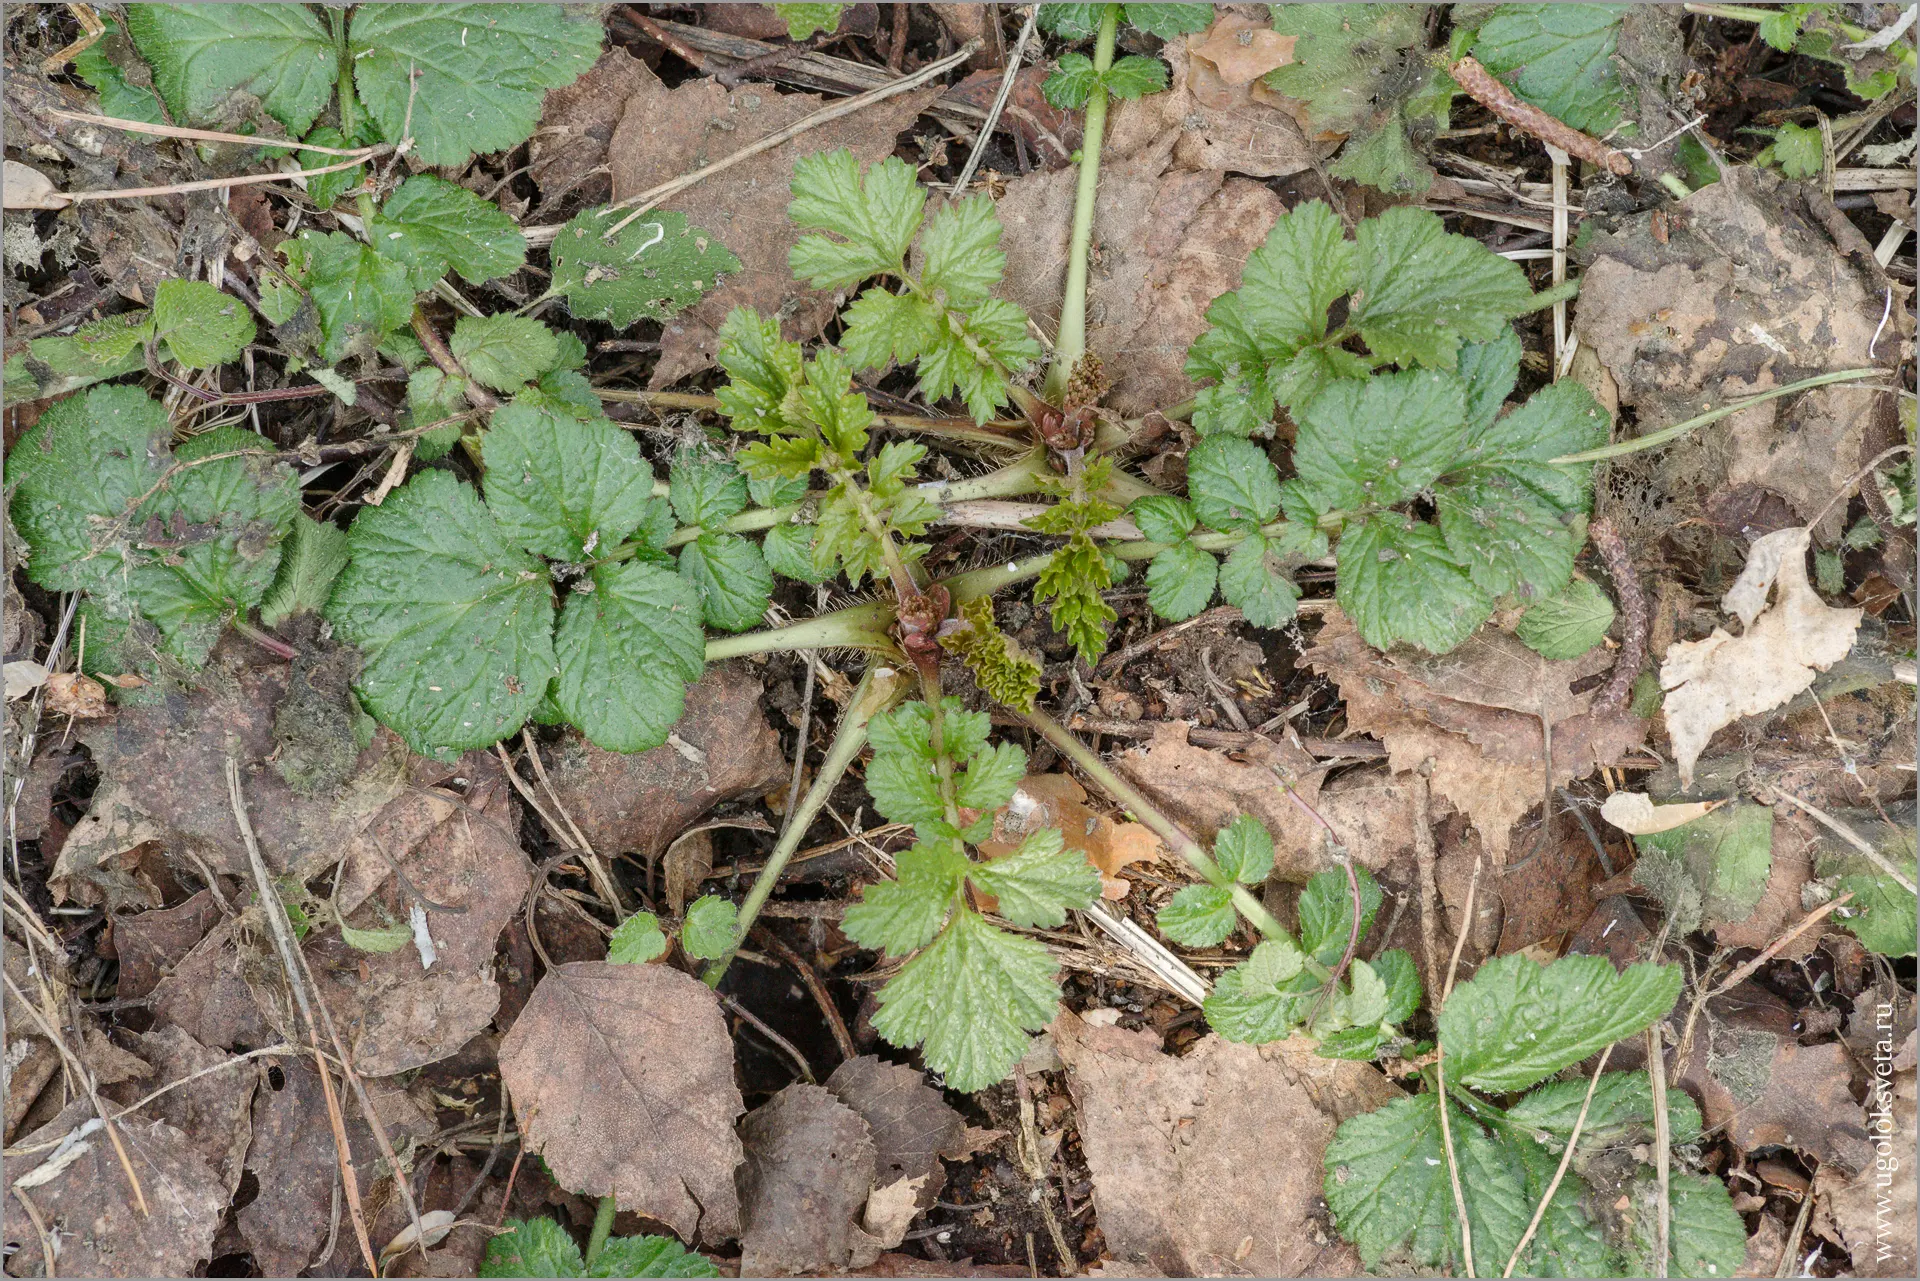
[[756, 928, 857, 1065], [619, 6, 714, 73], [1504, 1044, 1613, 1275], [719, 992, 816, 1083], [1451, 58, 1633, 176], [1588, 518, 1648, 712]]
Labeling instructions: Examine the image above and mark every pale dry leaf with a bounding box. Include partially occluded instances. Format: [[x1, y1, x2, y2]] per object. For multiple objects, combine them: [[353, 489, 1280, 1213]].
[[498, 961, 744, 1244], [1052, 1010, 1397, 1277], [860, 1175, 926, 1255], [4, 658, 48, 700], [1661, 527, 1862, 789], [824, 1054, 968, 1203], [1188, 10, 1298, 86], [5, 159, 69, 210], [1814, 1066, 1916, 1278], [977, 773, 1168, 898], [605, 63, 941, 387], [48, 779, 164, 911], [738, 1082, 879, 1276], [43, 670, 109, 717], [100, 1024, 257, 1196], [1599, 791, 1723, 835]]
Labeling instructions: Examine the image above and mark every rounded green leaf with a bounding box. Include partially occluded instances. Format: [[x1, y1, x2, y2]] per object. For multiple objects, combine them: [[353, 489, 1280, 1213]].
[[681, 896, 738, 961], [1156, 883, 1237, 946], [552, 560, 706, 754], [1188, 436, 1283, 533], [125, 3, 335, 135], [450, 315, 559, 392], [678, 532, 773, 633], [481, 402, 656, 562], [1212, 815, 1276, 884], [152, 279, 255, 369], [327, 470, 556, 756], [1218, 533, 1301, 629], [1515, 576, 1615, 659], [1145, 540, 1218, 621], [552, 207, 742, 328]]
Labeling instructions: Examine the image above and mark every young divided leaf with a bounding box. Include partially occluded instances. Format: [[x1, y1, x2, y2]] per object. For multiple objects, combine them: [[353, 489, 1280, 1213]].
[[480, 1215, 718, 1278], [942, 596, 1043, 712]]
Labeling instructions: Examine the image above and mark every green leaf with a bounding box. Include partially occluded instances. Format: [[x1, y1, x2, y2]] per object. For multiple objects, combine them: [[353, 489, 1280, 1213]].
[[407, 368, 470, 461], [259, 513, 350, 627], [955, 742, 1027, 813], [301, 126, 361, 212], [668, 458, 751, 530], [1188, 437, 1282, 533], [714, 308, 804, 433], [1204, 960, 1318, 1043], [865, 711, 946, 829], [910, 295, 1039, 423], [1335, 513, 1493, 654], [678, 532, 772, 632], [1292, 368, 1468, 511], [452, 315, 559, 393], [290, 231, 417, 364], [1445, 378, 1608, 514], [73, 17, 167, 125], [1145, 540, 1218, 621], [1456, 330, 1521, 434], [1129, 496, 1197, 544], [480, 1216, 585, 1278], [551, 208, 740, 327], [1322, 1093, 1455, 1267], [1472, 4, 1629, 135], [1264, 4, 1425, 135], [127, 427, 301, 665], [1042, 53, 1102, 110], [1507, 1071, 1703, 1147], [326, 471, 555, 756], [1102, 54, 1169, 100], [941, 597, 1042, 713], [844, 840, 969, 954], [1627, 1172, 1746, 1281], [1762, 121, 1824, 180], [1218, 533, 1301, 629], [1244, 937, 1306, 989], [772, 3, 846, 40], [789, 151, 925, 288], [1326, 102, 1434, 196], [969, 828, 1102, 928], [7, 385, 169, 605], [588, 1233, 720, 1279], [348, 3, 605, 168], [151, 280, 255, 369], [1433, 479, 1579, 604], [1635, 800, 1774, 925], [4, 312, 153, 407], [1122, 3, 1214, 38], [482, 403, 655, 562], [1516, 577, 1615, 659], [839, 290, 938, 374], [1757, 3, 1815, 51], [1372, 948, 1421, 1025], [125, 3, 335, 136], [870, 907, 1061, 1092], [1298, 866, 1382, 966], [761, 522, 833, 584], [552, 560, 706, 753], [920, 195, 1009, 305], [1156, 883, 1237, 946], [680, 896, 737, 961], [607, 911, 668, 965], [369, 175, 527, 289], [1037, 5, 1104, 39], [1440, 953, 1683, 1093], [1212, 815, 1275, 884], [341, 920, 413, 953], [1350, 206, 1535, 370]]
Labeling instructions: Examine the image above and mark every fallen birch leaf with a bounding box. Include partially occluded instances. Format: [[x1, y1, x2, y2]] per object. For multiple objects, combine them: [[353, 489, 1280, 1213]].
[[824, 1054, 969, 1203], [1661, 527, 1862, 789], [1600, 792, 1724, 835], [738, 1083, 888, 1276]]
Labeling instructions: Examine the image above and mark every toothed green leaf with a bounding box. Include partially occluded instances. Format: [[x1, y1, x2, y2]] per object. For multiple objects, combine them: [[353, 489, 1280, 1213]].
[[680, 896, 738, 961], [287, 231, 417, 364], [772, 3, 846, 40], [551, 559, 705, 754], [1156, 883, 1237, 946], [125, 3, 335, 136], [451, 315, 559, 393], [789, 152, 925, 288], [1218, 533, 1301, 629], [1440, 954, 1684, 1093], [1129, 496, 1198, 545], [606, 911, 668, 965], [1626, 1172, 1746, 1281], [1292, 368, 1468, 512], [151, 280, 255, 369], [1123, 3, 1214, 38], [1041, 53, 1103, 110], [678, 532, 772, 632], [942, 597, 1042, 712], [843, 840, 970, 955], [587, 1232, 720, 1279], [482, 403, 656, 562], [1351, 206, 1535, 370], [1145, 540, 1218, 621], [954, 742, 1027, 814], [1472, 4, 1629, 135], [551, 208, 739, 327], [1188, 436, 1282, 533], [1102, 54, 1170, 100], [668, 458, 751, 530], [73, 17, 167, 125], [259, 513, 350, 627], [1515, 576, 1615, 660], [1298, 865, 1383, 967], [1335, 512, 1493, 654], [967, 828, 1102, 928], [1212, 815, 1274, 884], [369, 175, 528, 289], [479, 1216, 585, 1278], [920, 195, 1009, 305]]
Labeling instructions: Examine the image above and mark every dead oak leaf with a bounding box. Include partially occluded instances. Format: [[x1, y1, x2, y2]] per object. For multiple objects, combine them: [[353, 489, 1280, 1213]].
[[605, 63, 941, 388], [1662, 527, 1862, 789], [498, 961, 744, 1244]]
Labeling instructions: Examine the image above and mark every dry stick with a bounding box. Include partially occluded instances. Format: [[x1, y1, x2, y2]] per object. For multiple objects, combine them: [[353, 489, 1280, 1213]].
[[519, 728, 626, 915], [719, 992, 816, 1083], [1503, 1044, 1613, 1276], [1451, 57, 1632, 176], [1763, 785, 1916, 894], [950, 5, 1039, 197], [600, 39, 981, 237], [756, 928, 857, 1065], [226, 757, 380, 1276], [1588, 517, 1648, 713], [58, 150, 386, 205], [1410, 772, 1443, 992], [1548, 144, 1572, 377], [49, 109, 379, 156], [1774, 1181, 1817, 1278], [1437, 854, 1484, 1279], [1649, 1019, 1672, 1279]]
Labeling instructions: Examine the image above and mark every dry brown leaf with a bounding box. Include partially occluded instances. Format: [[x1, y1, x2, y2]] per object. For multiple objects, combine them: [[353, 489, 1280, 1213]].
[[977, 773, 1167, 899], [1813, 1066, 1917, 1277], [498, 961, 744, 1244], [1663, 527, 1863, 789], [946, 66, 1079, 168], [738, 1082, 892, 1275], [1303, 610, 1648, 858], [824, 1054, 968, 1204], [1681, 1033, 1873, 1173], [47, 780, 164, 911], [4, 1099, 228, 1277], [529, 46, 646, 209], [43, 670, 108, 718], [1052, 1010, 1397, 1277], [1599, 792, 1724, 835], [110, 888, 222, 1001], [4, 159, 68, 210], [151, 918, 283, 1052], [542, 663, 786, 858], [605, 64, 940, 388], [101, 1025, 257, 1196], [1574, 167, 1909, 541], [1188, 10, 1298, 86]]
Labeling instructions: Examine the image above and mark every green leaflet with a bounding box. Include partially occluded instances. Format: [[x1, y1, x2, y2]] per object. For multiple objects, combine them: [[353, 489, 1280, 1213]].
[[1439, 953, 1683, 1093], [1515, 577, 1616, 659], [772, 3, 846, 41], [1825, 822, 1919, 958], [1756, 121, 1824, 179], [1634, 800, 1775, 925], [1217, 534, 1301, 628], [1335, 513, 1492, 655], [1027, 460, 1120, 662], [480, 1215, 719, 1278], [73, 17, 167, 125], [347, 4, 605, 167], [3, 313, 151, 407], [941, 597, 1042, 713], [151, 279, 255, 369], [1506, 1071, 1703, 1147], [552, 560, 706, 754], [482, 404, 655, 562], [606, 911, 668, 964], [1350, 207, 1535, 370], [451, 315, 559, 392], [285, 231, 416, 364], [1212, 815, 1275, 884], [125, 4, 336, 137], [680, 896, 738, 960], [669, 458, 751, 530], [1187, 437, 1281, 533], [677, 533, 772, 632], [551, 208, 739, 327], [968, 829, 1103, 929], [843, 841, 970, 954], [1298, 866, 1383, 967], [326, 471, 555, 757], [368, 175, 528, 289], [1143, 540, 1216, 621], [1626, 1173, 1747, 1281], [1292, 369, 1467, 511], [1470, 4, 1631, 135], [1156, 884, 1236, 946]]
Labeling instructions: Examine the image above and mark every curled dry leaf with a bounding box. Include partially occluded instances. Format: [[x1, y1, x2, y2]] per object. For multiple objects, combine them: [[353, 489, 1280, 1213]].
[[738, 1083, 892, 1276], [1303, 609, 1648, 859], [1600, 792, 1724, 835], [976, 773, 1166, 899], [4, 658, 48, 700], [498, 961, 744, 1244], [47, 779, 164, 912], [1188, 9, 1299, 86], [43, 670, 109, 718], [1662, 528, 1862, 789]]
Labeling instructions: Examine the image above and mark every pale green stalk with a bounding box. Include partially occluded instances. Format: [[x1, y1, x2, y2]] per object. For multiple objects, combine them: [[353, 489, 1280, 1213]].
[[1045, 4, 1120, 403], [1553, 367, 1888, 464]]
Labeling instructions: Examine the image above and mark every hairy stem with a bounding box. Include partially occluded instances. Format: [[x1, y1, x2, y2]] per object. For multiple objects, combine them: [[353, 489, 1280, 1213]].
[[703, 604, 897, 661], [704, 663, 909, 987], [1552, 367, 1888, 463], [1047, 4, 1119, 402], [584, 1193, 616, 1269], [596, 388, 1030, 451]]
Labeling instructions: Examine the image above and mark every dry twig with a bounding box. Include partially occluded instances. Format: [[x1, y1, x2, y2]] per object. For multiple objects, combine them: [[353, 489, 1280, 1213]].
[[1450, 57, 1633, 176]]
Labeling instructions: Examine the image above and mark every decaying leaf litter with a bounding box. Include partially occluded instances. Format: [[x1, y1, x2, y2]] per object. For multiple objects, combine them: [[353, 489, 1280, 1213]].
[[1, 2, 1914, 1277]]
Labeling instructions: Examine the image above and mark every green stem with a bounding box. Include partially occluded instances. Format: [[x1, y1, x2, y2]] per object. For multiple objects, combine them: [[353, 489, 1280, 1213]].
[[703, 603, 897, 661], [330, 7, 360, 140], [584, 1193, 616, 1269], [1552, 367, 1889, 464], [704, 663, 909, 987], [1019, 706, 1318, 965], [1046, 3, 1119, 402], [1520, 278, 1581, 314]]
